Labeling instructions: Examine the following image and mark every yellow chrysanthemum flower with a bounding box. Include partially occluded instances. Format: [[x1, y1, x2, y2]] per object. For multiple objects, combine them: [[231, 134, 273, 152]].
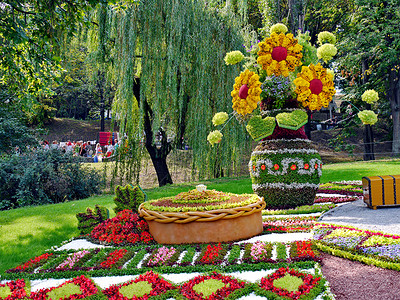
[[231, 69, 262, 115], [257, 32, 303, 77], [293, 63, 336, 111]]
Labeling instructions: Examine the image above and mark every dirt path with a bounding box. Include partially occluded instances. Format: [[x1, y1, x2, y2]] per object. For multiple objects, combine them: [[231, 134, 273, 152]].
[[320, 253, 400, 300]]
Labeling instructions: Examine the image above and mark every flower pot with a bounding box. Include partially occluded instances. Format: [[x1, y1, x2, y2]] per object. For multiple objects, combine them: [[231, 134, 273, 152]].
[[249, 139, 322, 209]]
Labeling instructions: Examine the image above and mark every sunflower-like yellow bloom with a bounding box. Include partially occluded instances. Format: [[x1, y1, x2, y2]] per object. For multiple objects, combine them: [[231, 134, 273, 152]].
[[231, 69, 262, 115], [257, 32, 303, 77], [293, 63, 336, 111]]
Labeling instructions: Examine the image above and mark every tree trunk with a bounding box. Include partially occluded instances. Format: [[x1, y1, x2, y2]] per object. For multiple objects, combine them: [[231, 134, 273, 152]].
[[133, 78, 173, 186], [389, 69, 400, 155]]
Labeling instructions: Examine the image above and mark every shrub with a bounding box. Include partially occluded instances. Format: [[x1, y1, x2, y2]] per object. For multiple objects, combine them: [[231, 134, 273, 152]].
[[0, 149, 103, 210], [114, 184, 145, 214], [76, 205, 109, 235]]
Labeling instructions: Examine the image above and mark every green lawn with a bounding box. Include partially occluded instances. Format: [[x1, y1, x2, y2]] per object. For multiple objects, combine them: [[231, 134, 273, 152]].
[[1, 159, 400, 274]]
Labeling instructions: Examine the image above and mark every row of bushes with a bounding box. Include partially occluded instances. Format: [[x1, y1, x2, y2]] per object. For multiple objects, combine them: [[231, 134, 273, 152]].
[[0, 149, 103, 210]]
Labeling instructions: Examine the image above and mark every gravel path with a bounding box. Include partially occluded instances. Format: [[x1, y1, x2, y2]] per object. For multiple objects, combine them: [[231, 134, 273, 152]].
[[320, 253, 400, 300], [319, 199, 400, 235]]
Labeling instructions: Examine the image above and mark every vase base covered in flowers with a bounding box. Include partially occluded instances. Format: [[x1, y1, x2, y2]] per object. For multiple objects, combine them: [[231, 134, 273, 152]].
[[249, 138, 322, 209]]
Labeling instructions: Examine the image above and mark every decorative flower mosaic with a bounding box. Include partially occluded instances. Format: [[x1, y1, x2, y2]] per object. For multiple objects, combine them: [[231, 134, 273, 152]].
[[231, 69, 262, 115]]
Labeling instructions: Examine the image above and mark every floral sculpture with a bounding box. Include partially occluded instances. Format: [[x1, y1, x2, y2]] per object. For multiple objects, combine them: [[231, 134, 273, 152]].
[[210, 23, 338, 208]]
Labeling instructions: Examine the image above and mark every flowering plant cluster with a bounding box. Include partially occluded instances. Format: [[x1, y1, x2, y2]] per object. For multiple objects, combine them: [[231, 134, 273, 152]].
[[314, 224, 400, 270], [199, 243, 224, 265], [314, 196, 358, 204], [259, 267, 321, 299], [294, 241, 316, 259], [263, 216, 317, 233], [147, 246, 177, 267], [180, 272, 246, 300], [7, 253, 53, 273], [102, 271, 176, 300], [90, 209, 153, 246], [250, 241, 272, 261], [0, 279, 28, 300], [30, 275, 99, 300], [100, 249, 128, 269], [57, 250, 91, 270]]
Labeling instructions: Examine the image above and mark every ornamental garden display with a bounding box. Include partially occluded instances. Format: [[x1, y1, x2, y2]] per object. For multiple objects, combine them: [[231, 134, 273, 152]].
[[209, 24, 338, 209], [138, 186, 265, 244]]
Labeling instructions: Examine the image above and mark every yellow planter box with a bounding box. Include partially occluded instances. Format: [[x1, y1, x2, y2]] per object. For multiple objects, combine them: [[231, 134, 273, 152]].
[[362, 175, 400, 209]]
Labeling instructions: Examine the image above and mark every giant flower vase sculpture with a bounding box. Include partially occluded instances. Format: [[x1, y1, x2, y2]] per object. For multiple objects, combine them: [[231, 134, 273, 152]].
[[212, 24, 337, 209]]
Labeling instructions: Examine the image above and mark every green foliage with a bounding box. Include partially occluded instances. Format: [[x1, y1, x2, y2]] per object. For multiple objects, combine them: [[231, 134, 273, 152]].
[[0, 286, 11, 298], [273, 273, 303, 292], [76, 205, 109, 235], [114, 185, 145, 214], [246, 116, 276, 141], [193, 279, 225, 297], [120, 281, 152, 298], [275, 110, 308, 130], [0, 149, 102, 210], [47, 283, 82, 300], [89, 0, 251, 183], [0, 106, 39, 154]]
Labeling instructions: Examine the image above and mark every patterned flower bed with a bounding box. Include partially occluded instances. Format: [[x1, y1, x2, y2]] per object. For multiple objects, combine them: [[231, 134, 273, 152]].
[[314, 196, 358, 204], [317, 182, 362, 196], [3, 242, 321, 280], [262, 203, 335, 215], [263, 216, 317, 233], [0, 268, 334, 300], [314, 224, 400, 270]]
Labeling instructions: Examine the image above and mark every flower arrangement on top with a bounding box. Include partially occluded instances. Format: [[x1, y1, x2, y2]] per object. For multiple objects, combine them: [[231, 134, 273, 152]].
[[208, 24, 339, 209]]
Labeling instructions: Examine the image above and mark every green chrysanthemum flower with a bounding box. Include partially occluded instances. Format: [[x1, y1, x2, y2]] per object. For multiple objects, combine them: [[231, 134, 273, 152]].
[[224, 51, 245, 65], [318, 31, 336, 45], [270, 23, 288, 34], [317, 44, 337, 63], [212, 112, 229, 126], [358, 110, 378, 125], [361, 90, 379, 104], [207, 130, 223, 146]]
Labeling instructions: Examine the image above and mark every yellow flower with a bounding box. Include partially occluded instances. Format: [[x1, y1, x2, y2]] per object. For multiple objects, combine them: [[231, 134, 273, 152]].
[[207, 130, 223, 146], [231, 69, 262, 115], [212, 112, 229, 126], [270, 23, 288, 34], [358, 110, 378, 125], [362, 90, 379, 104], [224, 51, 245, 65], [257, 32, 303, 77], [293, 63, 336, 111]]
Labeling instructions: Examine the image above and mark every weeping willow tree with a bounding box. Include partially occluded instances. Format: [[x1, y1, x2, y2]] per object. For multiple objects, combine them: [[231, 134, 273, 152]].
[[89, 0, 252, 186]]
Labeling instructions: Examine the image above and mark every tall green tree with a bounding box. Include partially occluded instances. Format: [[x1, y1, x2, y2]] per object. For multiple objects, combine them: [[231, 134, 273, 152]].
[[337, 0, 400, 155], [89, 0, 250, 186], [0, 0, 98, 120]]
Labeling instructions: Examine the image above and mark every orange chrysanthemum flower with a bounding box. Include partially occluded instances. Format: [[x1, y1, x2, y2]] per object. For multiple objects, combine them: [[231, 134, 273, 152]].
[[231, 69, 262, 115], [257, 32, 303, 77], [293, 63, 336, 111]]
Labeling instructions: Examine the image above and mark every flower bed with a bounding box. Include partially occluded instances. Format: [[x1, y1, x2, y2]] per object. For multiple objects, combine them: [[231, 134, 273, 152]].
[[314, 224, 400, 270], [3, 241, 321, 280], [30, 275, 101, 300], [263, 216, 317, 233], [0, 279, 29, 300], [263, 203, 335, 215], [318, 182, 363, 196]]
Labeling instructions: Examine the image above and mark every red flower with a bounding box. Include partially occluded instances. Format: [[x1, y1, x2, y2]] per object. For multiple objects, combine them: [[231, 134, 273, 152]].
[[253, 165, 256, 171], [274, 164, 280, 170], [100, 249, 128, 268], [315, 163, 318, 169], [304, 163, 309, 170], [261, 164, 266, 171], [290, 164, 297, 171], [200, 243, 223, 264]]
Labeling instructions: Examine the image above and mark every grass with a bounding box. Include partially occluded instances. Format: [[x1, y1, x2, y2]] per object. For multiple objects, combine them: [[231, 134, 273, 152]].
[[1, 159, 400, 274]]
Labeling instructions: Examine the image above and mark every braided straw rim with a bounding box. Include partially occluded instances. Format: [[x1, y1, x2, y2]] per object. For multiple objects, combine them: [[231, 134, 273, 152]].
[[138, 198, 266, 224]]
